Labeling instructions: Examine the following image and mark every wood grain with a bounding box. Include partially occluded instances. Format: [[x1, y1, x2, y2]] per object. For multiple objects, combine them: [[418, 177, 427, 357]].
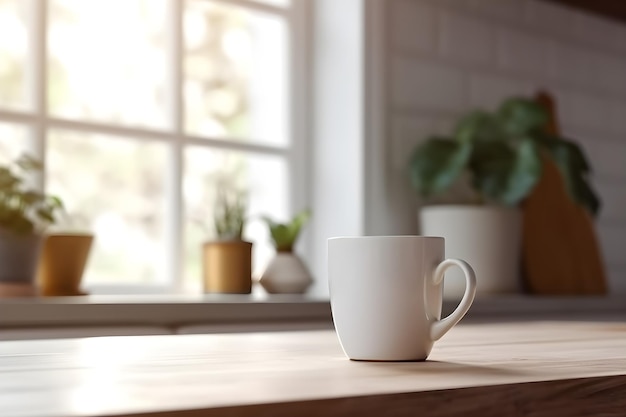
[[521, 92, 607, 294], [1, 322, 626, 417]]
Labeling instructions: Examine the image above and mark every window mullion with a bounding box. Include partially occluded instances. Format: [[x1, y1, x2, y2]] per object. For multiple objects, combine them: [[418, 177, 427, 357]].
[[26, 0, 47, 190], [165, 0, 185, 292]]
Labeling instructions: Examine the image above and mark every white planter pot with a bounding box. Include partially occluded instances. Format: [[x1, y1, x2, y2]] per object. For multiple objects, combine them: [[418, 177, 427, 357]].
[[420, 206, 522, 299], [259, 253, 313, 294]]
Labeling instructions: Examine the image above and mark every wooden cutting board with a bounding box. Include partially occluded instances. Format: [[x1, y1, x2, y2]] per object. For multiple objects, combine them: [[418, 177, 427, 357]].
[[521, 92, 607, 294]]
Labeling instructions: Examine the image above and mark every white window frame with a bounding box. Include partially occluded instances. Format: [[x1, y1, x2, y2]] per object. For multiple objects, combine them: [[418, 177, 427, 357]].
[[0, 0, 310, 294]]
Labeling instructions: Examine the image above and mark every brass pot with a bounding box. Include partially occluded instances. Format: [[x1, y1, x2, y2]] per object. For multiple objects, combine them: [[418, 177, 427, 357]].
[[37, 233, 94, 296], [203, 240, 252, 294]]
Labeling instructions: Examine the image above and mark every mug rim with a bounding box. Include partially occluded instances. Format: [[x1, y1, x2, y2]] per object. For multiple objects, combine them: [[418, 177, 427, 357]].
[[328, 235, 444, 241]]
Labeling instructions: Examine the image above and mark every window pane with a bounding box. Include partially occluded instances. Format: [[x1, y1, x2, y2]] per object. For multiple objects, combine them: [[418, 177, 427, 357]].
[[0, 0, 27, 110], [48, 0, 168, 128], [47, 131, 168, 285], [254, 0, 290, 7], [184, 1, 288, 146], [0, 122, 29, 164], [184, 146, 288, 290]]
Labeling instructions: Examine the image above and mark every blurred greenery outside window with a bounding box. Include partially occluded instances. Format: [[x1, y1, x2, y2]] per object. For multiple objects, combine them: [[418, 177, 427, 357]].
[[0, 0, 297, 293]]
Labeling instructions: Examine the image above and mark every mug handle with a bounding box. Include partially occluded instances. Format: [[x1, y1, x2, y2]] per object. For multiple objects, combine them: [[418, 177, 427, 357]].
[[430, 259, 477, 341]]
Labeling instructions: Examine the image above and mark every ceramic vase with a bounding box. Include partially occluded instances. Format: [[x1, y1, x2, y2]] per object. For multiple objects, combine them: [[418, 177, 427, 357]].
[[260, 252, 312, 294]]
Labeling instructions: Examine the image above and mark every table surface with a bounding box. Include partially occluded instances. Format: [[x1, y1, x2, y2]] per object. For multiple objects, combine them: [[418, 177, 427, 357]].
[[2, 321, 626, 417]]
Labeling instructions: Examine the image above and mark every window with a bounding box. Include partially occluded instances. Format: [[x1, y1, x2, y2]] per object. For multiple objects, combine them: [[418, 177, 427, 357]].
[[0, 0, 306, 293]]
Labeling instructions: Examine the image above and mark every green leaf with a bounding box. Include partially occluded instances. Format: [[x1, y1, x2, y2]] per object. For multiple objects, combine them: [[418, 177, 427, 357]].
[[268, 223, 292, 250], [213, 189, 246, 240], [290, 210, 311, 234], [547, 139, 600, 215], [409, 137, 471, 198], [47, 195, 64, 209], [36, 207, 55, 223], [10, 216, 35, 235], [497, 98, 549, 137], [548, 138, 591, 174], [471, 139, 542, 205], [264, 209, 311, 252], [0, 168, 20, 190], [454, 111, 504, 143], [570, 176, 601, 216]]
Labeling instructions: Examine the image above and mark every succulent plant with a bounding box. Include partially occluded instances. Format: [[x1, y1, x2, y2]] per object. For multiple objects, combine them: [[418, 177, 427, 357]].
[[263, 210, 311, 252], [213, 187, 246, 240]]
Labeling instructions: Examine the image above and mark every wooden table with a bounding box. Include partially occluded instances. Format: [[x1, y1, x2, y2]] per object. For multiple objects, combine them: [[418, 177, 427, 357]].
[[2, 321, 626, 417]]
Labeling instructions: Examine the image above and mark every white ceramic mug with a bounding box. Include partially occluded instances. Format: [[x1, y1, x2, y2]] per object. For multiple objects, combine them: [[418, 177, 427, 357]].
[[328, 236, 476, 361]]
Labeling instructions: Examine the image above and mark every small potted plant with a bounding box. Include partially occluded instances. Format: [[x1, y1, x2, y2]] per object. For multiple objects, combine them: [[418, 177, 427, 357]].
[[259, 210, 312, 294], [0, 154, 63, 292], [409, 97, 598, 296], [202, 187, 252, 294]]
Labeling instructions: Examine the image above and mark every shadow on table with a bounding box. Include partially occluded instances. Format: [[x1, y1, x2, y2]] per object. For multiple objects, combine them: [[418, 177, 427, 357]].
[[356, 360, 525, 377]]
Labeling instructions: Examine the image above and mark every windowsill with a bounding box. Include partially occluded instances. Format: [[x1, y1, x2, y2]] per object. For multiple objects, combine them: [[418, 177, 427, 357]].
[[0, 293, 331, 327], [1, 294, 625, 329]]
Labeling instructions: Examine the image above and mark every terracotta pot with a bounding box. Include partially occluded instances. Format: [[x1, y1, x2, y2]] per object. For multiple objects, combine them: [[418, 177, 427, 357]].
[[259, 252, 312, 294], [202, 240, 252, 294], [36, 233, 94, 296]]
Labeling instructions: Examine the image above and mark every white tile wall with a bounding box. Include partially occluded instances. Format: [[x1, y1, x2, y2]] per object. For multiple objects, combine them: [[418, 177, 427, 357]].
[[558, 91, 613, 132], [611, 102, 626, 134], [386, 0, 626, 292], [616, 27, 626, 54], [390, 115, 455, 170], [596, 181, 626, 223], [524, 0, 575, 36], [597, 223, 626, 268], [549, 42, 592, 87], [572, 10, 626, 53], [466, 0, 525, 22], [611, 267, 626, 293], [390, 0, 438, 53], [439, 11, 495, 65], [590, 52, 626, 95], [391, 58, 467, 111], [578, 138, 626, 180], [497, 28, 551, 77], [469, 73, 533, 109]]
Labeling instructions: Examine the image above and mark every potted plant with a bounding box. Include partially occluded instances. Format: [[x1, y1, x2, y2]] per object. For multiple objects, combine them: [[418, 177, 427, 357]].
[[36, 213, 94, 297], [409, 97, 598, 297], [0, 154, 63, 291], [259, 210, 312, 294], [202, 187, 252, 294]]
